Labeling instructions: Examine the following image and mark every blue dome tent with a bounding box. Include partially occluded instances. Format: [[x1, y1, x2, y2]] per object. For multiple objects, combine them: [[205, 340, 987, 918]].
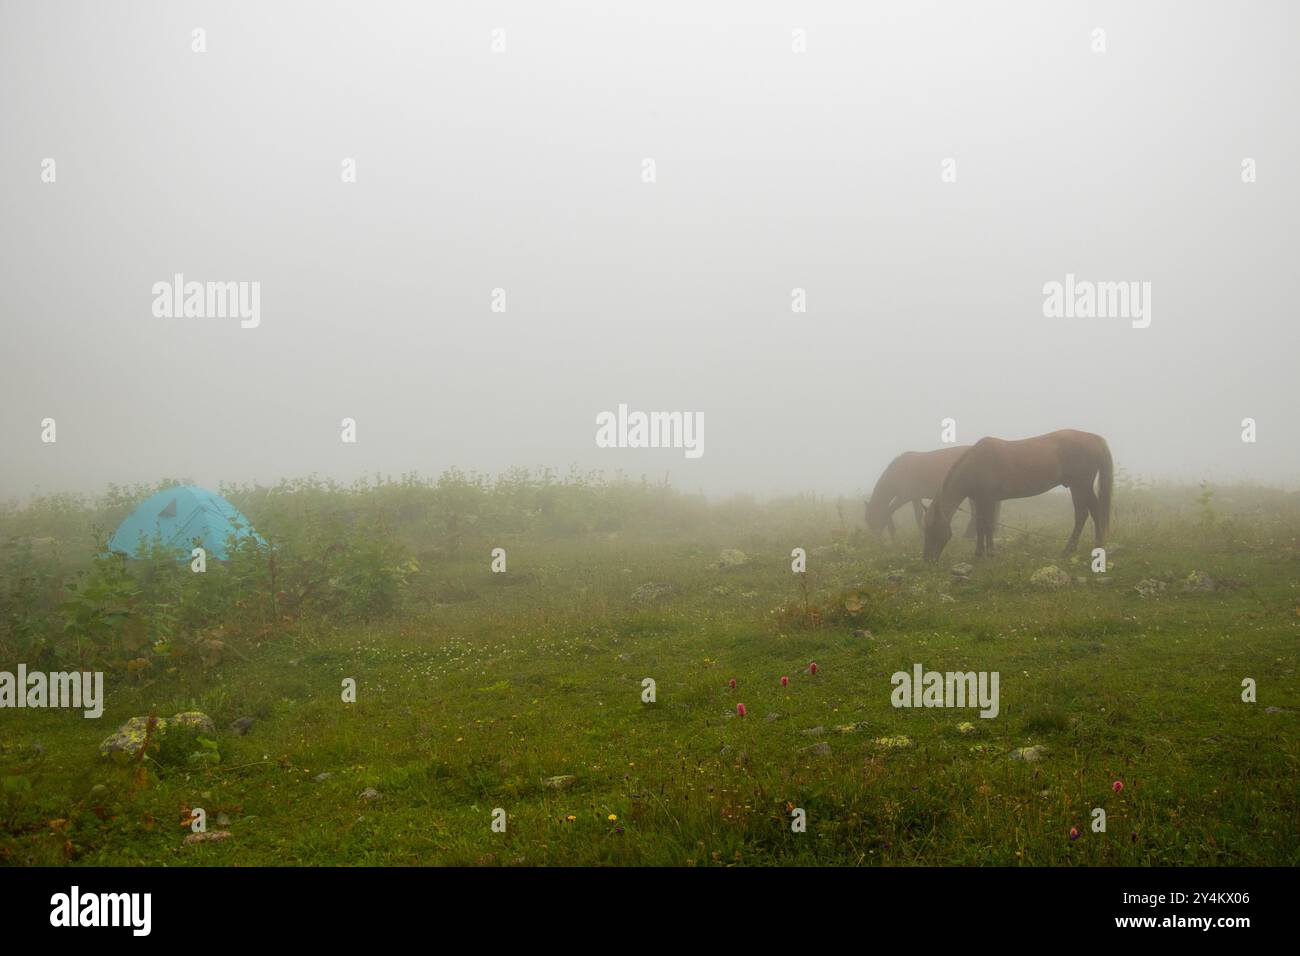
[[108, 486, 265, 560]]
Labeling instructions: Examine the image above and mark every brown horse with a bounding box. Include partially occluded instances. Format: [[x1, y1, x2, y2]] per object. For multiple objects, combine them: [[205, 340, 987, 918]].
[[923, 429, 1113, 561], [866, 446, 993, 540]]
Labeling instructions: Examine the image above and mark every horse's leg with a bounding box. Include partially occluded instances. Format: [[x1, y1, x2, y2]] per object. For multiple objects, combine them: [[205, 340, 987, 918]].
[[980, 498, 996, 555], [885, 497, 900, 542], [988, 501, 1001, 553], [962, 504, 979, 539], [885, 496, 912, 541], [1081, 485, 1104, 546], [1064, 486, 1088, 555], [912, 499, 925, 531]]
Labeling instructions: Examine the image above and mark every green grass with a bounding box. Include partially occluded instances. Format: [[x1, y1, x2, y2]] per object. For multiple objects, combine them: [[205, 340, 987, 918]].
[[1, 487, 1298, 866]]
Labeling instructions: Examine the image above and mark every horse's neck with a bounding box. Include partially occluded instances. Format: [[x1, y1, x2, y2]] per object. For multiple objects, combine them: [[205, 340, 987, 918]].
[[938, 466, 969, 522], [869, 466, 902, 509]]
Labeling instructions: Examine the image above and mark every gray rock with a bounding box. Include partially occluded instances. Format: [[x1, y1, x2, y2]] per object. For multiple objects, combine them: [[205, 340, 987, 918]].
[[630, 583, 674, 604], [1183, 570, 1215, 592], [852, 629, 873, 639], [803, 742, 832, 756], [230, 717, 255, 736], [542, 775, 575, 790], [1135, 579, 1167, 597], [1010, 745, 1049, 762], [183, 831, 233, 846], [358, 788, 383, 802], [216, 812, 231, 827], [951, 563, 974, 578], [800, 726, 826, 736], [717, 549, 748, 568], [312, 772, 333, 782], [1264, 706, 1294, 715], [1030, 566, 1071, 590]]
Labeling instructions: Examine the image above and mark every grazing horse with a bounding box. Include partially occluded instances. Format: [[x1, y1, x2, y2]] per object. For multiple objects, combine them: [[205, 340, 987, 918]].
[[922, 429, 1113, 561], [866, 446, 994, 540]]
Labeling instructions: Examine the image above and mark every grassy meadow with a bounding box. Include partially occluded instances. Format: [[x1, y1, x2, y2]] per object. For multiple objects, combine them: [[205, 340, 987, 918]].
[[1, 472, 1297, 866]]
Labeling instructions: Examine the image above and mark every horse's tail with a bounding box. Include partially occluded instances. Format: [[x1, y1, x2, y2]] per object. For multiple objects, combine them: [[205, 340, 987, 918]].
[[1096, 439, 1114, 541]]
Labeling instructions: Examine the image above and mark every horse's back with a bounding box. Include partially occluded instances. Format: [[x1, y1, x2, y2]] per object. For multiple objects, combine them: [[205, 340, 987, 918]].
[[971, 430, 1108, 493], [893, 445, 970, 495], [1043, 430, 1110, 471], [976, 430, 1105, 456], [1047, 428, 1108, 451]]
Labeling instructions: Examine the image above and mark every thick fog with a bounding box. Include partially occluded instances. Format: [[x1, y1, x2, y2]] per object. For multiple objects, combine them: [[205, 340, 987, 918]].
[[2, 0, 1297, 501]]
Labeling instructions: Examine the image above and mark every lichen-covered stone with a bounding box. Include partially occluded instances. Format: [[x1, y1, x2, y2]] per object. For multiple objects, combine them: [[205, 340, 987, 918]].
[[98, 711, 216, 757]]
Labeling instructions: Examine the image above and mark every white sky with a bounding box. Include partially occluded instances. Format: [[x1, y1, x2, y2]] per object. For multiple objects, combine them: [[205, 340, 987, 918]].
[[2, 0, 1297, 500]]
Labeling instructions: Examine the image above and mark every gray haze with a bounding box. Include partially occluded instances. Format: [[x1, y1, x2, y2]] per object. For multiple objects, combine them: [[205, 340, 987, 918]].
[[2, 0, 1298, 501]]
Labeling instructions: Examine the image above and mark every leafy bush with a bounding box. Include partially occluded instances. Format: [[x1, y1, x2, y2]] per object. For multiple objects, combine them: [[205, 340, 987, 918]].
[[57, 554, 146, 670], [0, 536, 63, 662]]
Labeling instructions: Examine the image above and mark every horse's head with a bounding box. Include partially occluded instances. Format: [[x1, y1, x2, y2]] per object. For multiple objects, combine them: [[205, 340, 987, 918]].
[[864, 496, 886, 534], [922, 501, 951, 561]]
